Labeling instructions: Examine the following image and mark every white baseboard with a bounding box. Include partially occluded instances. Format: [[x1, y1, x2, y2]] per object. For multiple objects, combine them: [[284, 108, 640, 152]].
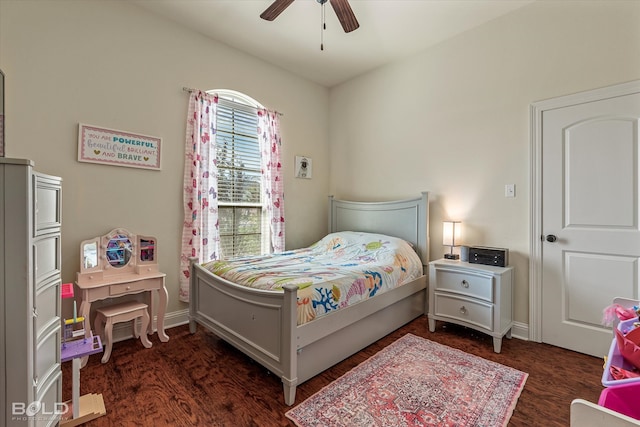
[[511, 321, 529, 341], [110, 308, 190, 343]]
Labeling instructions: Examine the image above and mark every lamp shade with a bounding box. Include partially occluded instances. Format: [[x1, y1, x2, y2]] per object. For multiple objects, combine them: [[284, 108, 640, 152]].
[[442, 221, 462, 247]]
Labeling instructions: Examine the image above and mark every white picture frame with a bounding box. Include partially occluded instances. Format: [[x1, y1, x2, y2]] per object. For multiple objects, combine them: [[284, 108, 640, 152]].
[[295, 155, 312, 179]]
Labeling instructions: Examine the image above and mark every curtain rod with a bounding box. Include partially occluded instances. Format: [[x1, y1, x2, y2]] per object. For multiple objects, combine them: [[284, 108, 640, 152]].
[[183, 86, 218, 97], [182, 87, 283, 116]]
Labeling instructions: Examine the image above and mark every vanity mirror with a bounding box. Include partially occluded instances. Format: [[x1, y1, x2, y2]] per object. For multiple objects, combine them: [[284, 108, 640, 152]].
[[83, 240, 98, 269], [77, 228, 159, 284], [139, 238, 155, 263], [106, 231, 133, 268]]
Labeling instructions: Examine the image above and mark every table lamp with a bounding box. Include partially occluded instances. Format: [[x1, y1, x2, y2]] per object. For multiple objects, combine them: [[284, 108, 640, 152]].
[[443, 221, 461, 260]]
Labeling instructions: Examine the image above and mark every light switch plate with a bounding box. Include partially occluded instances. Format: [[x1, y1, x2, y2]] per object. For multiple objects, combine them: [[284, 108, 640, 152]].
[[505, 184, 515, 198]]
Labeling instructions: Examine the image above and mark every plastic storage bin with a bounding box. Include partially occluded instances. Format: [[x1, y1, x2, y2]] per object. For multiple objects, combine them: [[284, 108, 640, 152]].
[[602, 320, 640, 387], [616, 318, 640, 369], [598, 382, 640, 420]]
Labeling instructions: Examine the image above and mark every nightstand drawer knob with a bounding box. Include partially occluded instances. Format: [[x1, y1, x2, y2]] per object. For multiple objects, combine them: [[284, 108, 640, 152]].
[[459, 306, 468, 315], [461, 279, 470, 288]]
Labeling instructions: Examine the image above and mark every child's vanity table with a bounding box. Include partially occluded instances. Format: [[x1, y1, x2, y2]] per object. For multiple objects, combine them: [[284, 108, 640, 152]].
[[75, 228, 169, 365]]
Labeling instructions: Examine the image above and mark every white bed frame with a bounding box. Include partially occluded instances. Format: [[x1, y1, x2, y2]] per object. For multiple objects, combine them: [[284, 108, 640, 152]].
[[188, 192, 429, 405]]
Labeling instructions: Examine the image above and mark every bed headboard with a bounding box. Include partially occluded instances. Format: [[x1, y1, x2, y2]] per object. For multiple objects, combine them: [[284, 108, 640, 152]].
[[328, 192, 430, 265]]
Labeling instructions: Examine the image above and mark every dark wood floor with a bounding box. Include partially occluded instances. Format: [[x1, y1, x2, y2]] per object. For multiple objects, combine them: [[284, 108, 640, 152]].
[[62, 316, 605, 426]]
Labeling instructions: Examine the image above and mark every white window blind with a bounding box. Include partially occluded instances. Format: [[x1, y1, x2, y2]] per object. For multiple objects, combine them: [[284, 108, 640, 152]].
[[216, 98, 264, 258]]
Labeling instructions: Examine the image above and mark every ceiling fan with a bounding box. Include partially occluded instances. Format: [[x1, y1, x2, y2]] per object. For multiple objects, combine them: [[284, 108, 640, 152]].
[[260, 0, 360, 33]]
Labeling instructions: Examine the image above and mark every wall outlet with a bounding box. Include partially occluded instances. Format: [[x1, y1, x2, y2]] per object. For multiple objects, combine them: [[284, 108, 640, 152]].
[[505, 184, 515, 198]]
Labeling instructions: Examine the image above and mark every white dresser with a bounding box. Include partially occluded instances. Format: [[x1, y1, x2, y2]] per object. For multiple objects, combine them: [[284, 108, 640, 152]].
[[1, 158, 63, 427], [428, 259, 514, 353]]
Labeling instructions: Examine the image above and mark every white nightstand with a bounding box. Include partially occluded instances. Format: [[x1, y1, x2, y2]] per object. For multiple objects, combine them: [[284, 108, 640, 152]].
[[428, 259, 514, 353]]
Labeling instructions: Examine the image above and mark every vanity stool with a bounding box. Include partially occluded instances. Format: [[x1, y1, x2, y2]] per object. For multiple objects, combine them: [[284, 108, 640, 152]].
[[94, 301, 153, 363]]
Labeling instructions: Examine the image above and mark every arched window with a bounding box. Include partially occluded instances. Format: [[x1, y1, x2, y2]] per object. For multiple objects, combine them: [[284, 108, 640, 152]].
[[180, 89, 285, 301], [214, 90, 267, 257]]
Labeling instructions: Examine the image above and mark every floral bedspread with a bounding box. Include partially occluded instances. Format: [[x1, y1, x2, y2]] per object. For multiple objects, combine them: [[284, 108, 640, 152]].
[[201, 231, 424, 325]]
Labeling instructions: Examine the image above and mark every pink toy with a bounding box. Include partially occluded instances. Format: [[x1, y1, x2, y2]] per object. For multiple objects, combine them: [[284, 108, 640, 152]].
[[602, 303, 638, 327], [61, 282, 74, 299]]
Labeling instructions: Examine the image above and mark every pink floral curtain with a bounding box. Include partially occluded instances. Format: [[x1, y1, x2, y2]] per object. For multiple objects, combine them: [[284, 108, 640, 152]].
[[179, 91, 220, 302], [258, 109, 285, 253]]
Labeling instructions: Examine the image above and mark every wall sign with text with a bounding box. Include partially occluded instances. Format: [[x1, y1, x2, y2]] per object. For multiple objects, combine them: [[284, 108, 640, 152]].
[[78, 123, 162, 170]]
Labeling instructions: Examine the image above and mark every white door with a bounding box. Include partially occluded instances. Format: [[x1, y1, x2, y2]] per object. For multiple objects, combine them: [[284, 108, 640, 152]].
[[540, 90, 640, 357]]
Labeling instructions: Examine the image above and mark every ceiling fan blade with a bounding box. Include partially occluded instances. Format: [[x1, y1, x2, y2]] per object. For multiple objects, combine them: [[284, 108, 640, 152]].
[[329, 0, 359, 33], [260, 0, 295, 21]]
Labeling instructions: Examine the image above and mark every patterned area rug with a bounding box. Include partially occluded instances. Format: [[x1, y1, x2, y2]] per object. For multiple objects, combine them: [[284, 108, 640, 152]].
[[285, 334, 528, 427]]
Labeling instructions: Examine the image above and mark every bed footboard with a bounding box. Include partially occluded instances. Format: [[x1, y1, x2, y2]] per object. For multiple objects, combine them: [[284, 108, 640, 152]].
[[189, 257, 299, 404], [189, 255, 427, 405]]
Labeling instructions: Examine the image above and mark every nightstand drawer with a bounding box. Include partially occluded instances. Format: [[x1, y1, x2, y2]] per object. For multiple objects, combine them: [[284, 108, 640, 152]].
[[434, 268, 493, 302], [434, 293, 493, 331]]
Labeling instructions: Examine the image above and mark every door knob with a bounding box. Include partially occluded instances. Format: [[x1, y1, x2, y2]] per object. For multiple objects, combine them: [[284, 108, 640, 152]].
[[545, 234, 557, 242]]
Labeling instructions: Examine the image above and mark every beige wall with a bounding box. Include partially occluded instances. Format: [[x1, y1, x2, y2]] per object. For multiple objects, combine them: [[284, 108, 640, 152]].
[[2, 0, 640, 331], [328, 1, 640, 326], [0, 0, 330, 315]]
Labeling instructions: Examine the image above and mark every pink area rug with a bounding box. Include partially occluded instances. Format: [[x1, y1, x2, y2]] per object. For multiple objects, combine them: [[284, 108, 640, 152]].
[[285, 334, 528, 427]]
